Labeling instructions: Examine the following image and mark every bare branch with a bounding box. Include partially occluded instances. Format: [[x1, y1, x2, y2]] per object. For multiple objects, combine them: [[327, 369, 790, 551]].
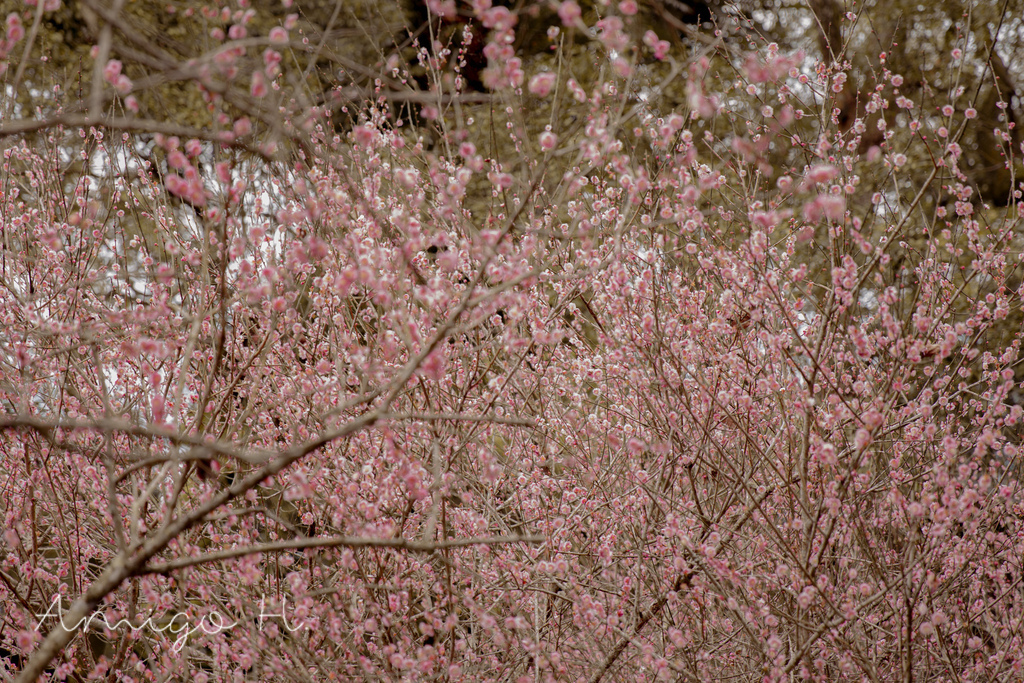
[[138, 535, 546, 575], [0, 415, 269, 465]]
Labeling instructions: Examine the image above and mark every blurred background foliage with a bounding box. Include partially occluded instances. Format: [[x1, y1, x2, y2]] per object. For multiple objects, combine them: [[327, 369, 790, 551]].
[[3, 0, 1020, 205]]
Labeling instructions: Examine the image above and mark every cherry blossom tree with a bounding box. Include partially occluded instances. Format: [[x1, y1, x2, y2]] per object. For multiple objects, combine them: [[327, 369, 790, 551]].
[[2, 1, 1023, 682]]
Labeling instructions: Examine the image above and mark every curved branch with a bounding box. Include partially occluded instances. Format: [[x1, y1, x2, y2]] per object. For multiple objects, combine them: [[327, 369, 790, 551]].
[[0, 415, 269, 465], [138, 534, 545, 575]]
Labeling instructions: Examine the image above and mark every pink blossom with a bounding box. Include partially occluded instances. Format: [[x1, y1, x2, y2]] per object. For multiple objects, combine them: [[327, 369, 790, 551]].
[[269, 26, 288, 44], [111, 74, 132, 94], [353, 124, 376, 148], [426, 0, 457, 20], [102, 59, 122, 84], [558, 0, 582, 25], [215, 161, 231, 184], [251, 70, 267, 97], [481, 5, 515, 30], [6, 13, 24, 42], [167, 150, 188, 170], [805, 163, 838, 185], [643, 30, 671, 60], [233, 117, 252, 137], [528, 72, 557, 97], [16, 630, 38, 650], [3, 11, 1023, 683]]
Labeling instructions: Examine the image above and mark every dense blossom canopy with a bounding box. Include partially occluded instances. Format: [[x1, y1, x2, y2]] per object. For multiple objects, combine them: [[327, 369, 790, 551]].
[[1, 0, 1023, 681]]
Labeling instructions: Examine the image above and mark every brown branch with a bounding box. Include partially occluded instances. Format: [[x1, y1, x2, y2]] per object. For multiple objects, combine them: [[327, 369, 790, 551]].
[[0, 115, 272, 159], [11, 409, 380, 683], [588, 571, 696, 683], [0, 415, 268, 465], [138, 535, 545, 575], [380, 412, 538, 427], [807, 0, 844, 64]]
